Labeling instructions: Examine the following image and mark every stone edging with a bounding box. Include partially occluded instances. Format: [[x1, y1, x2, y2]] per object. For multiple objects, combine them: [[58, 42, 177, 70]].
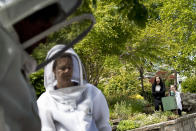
[[128, 113, 196, 131]]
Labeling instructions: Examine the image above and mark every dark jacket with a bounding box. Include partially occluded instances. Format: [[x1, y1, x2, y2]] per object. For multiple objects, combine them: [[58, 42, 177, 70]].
[[152, 83, 166, 100]]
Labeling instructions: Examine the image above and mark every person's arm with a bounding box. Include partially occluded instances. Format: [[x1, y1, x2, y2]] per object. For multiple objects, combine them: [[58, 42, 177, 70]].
[[152, 84, 157, 97], [38, 107, 56, 131], [37, 96, 56, 131], [175, 92, 182, 110], [92, 91, 111, 131]]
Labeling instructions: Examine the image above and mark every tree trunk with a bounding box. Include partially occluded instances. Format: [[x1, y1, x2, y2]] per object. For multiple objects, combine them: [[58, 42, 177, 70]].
[[174, 70, 177, 86], [139, 66, 144, 94]]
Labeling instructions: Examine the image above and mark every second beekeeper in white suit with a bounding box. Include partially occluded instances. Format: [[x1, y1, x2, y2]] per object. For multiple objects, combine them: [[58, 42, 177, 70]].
[[37, 45, 111, 131]]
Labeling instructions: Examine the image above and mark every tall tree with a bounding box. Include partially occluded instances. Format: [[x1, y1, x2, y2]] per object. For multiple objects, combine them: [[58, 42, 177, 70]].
[[121, 20, 171, 93], [159, 0, 196, 75], [74, 0, 148, 85]]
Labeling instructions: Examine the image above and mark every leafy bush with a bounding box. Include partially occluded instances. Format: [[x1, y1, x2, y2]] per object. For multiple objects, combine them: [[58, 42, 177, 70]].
[[132, 111, 178, 126], [139, 79, 153, 103], [115, 111, 178, 130], [165, 79, 174, 88], [117, 120, 140, 131], [31, 43, 56, 65], [113, 101, 133, 120], [130, 99, 148, 113], [142, 91, 153, 104], [103, 68, 140, 98], [130, 94, 144, 100], [181, 75, 196, 93], [111, 98, 148, 120], [140, 112, 167, 126], [30, 69, 45, 98], [162, 111, 178, 120]]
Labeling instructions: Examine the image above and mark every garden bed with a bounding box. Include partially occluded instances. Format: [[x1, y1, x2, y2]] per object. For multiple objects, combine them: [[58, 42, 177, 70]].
[[111, 111, 180, 131], [111, 113, 196, 131]]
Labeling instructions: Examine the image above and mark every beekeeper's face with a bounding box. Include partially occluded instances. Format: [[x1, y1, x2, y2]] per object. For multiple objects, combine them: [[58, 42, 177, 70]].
[[53, 55, 73, 88]]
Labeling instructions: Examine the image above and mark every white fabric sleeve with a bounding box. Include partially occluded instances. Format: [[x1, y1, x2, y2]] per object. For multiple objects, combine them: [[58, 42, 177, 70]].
[[176, 92, 182, 110], [37, 103, 56, 131], [92, 91, 112, 131]]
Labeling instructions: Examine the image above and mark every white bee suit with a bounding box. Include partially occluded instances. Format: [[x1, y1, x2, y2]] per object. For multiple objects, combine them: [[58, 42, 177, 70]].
[[37, 45, 111, 131], [175, 91, 182, 110], [0, 23, 41, 131]]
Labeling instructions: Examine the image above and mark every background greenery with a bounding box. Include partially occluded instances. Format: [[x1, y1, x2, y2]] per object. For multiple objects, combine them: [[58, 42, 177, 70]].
[[181, 76, 196, 93], [30, 0, 196, 130]]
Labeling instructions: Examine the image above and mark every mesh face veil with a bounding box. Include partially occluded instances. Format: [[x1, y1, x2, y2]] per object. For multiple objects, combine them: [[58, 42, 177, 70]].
[[44, 45, 87, 91]]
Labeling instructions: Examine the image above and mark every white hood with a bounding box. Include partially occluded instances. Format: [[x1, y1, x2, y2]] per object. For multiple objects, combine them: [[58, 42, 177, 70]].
[[44, 44, 85, 91], [38, 45, 111, 131]]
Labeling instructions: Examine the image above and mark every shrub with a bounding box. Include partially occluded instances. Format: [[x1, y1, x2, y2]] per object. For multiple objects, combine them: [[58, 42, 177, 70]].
[[162, 111, 178, 120], [30, 69, 45, 98], [130, 99, 147, 113], [102, 68, 140, 100], [117, 120, 140, 131], [140, 111, 167, 126], [111, 98, 148, 119], [139, 79, 153, 103], [142, 91, 153, 104], [113, 101, 132, 120], [181, 75, 196, 93], [131, 94, 144, 100], [115, 111, 179, 131]]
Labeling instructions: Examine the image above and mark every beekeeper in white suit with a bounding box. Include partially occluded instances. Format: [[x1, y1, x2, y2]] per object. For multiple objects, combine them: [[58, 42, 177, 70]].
[[37, 44, 111, 131], [0, 0, 93, 131]]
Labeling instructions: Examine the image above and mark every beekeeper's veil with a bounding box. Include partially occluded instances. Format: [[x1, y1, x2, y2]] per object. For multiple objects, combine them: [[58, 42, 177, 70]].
[[44, 45, 87, 91]]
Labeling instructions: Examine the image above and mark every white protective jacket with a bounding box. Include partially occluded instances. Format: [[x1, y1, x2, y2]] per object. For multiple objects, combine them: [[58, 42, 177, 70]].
[[175, 91, 182, 110], [37, 45, 111, 131]]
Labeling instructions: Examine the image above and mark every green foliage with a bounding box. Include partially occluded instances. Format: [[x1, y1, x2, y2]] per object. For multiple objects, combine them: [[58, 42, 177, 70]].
[[115, 111, 178, 130], [74, 0, 143, 85], [143, 0, 163, 20], [103, 67, 140, 97], [117, 120, 140, 131], [113, 101, 132, 120], [139, 112, 167, 125], [158, 0, 196, 74], [181, 75, 196, 93], [30, 69, 45, 98], [29, 0, 196, 104], [31, 43, 57, 65], [165, 79, 174, 88], [129, 0, 196, 77], [142, 91, 153, 104], [124, 99, 147, 113], [30, 43, 57, 98], [112, 99, 147, 120], [140, 79, 153, 103], [116, 0, 148, 27], [162, 111, 179, 120]]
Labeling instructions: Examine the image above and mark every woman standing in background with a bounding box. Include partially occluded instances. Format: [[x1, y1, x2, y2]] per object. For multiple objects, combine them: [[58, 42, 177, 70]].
[[152, 76, 166, 111]]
